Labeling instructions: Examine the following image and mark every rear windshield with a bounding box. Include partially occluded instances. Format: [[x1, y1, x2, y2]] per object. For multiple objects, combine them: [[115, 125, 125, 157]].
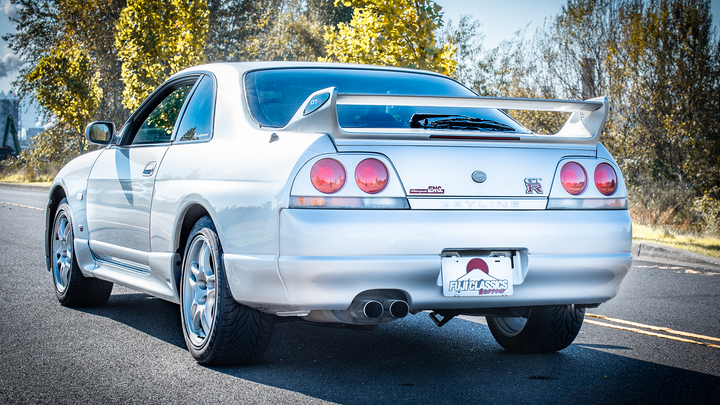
[[244, 68, 524, 131]]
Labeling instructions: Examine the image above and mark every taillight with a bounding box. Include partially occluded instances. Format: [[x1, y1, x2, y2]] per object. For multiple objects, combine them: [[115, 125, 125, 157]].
[[594, 163, 617, 196], [560, 162, 587, 195], [311, 158, 346, 194], [355, 158, 388, 194]]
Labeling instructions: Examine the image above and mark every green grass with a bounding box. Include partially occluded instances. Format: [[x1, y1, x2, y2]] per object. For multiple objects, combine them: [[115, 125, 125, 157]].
[[633, 222, 720, 259]]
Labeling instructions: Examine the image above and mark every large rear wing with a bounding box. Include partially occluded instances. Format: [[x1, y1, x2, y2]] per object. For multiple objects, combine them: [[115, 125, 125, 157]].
[[282, 87, 609, 145]]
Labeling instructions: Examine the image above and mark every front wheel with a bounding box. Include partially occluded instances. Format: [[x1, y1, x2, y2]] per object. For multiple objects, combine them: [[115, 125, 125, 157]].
[[180, 216, 274, 365], [487, 305, 585, 353], [51, 198, 113, 306]]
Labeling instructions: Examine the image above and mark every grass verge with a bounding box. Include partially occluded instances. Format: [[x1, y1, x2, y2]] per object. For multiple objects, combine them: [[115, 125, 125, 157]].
[[0, 169, 55, 185], [633, 222, 720, 259]]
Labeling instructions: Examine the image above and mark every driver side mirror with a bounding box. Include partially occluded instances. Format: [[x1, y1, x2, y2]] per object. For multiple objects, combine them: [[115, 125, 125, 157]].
[[84, 121, 115, 145]]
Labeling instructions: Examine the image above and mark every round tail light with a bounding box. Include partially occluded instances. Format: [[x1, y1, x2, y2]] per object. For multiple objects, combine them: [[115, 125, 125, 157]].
[[594, 162, 618, 195], [311, 158, 346, 194], [560, 161, 587, 195], [355, 158, 389, 194]]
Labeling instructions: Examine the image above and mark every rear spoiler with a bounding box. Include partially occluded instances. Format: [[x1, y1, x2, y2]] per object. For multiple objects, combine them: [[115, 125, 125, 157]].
[[282, 87, 609, 145]]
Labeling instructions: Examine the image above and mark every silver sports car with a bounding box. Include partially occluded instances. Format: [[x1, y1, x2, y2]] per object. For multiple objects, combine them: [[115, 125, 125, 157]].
[[45, 62, 632, 365]]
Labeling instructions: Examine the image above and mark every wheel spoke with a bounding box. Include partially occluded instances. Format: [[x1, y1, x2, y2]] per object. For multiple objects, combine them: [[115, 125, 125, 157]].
[[190, 262, 200, 283], [206, 288, 215, 317], [64, 224, 71, 248], [191, 302, 206, 337], [198, 243, 212, 277], [59, 257, 70, 286], [57, 218, 66, 244]]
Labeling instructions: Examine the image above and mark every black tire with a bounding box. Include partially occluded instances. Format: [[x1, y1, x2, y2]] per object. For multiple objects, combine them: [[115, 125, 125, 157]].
[[487, 305, 585, 353], [50, 199, 113, 306], [180, 216, 274, 365]]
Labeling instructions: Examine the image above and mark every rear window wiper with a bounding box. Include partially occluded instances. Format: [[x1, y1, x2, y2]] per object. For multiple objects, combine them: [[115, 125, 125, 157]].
[[409, 114, 516, 132]]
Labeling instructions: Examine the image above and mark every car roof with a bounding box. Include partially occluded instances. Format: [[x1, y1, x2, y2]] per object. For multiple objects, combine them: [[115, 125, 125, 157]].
[[176, 61, 451, 80]]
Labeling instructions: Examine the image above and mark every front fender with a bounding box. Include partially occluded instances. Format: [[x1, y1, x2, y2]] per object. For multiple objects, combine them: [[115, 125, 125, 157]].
[[45, 149, 106, 272]]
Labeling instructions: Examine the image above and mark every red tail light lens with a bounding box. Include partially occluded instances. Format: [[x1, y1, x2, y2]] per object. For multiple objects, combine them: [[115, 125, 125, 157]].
[[560, 162, 587, 195], [594, 163, 618, 195], [355, 159, 388, 194], [311, 158, 346, 194]]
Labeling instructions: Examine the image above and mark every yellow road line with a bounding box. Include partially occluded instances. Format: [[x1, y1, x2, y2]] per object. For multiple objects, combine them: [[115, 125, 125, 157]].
[[0, 201, 44, 211], [585, 316, 720, 349], [584, 319, 720, 349], [587, 314, 720, 343]]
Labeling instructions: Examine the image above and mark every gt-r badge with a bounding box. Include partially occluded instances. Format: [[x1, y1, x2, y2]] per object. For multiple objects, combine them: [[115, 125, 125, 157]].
[[471, 170, 487, 183], [524, 178, 543, 194]]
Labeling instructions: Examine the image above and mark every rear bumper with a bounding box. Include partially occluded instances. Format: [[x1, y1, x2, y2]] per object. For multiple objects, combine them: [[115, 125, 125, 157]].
[[225, 209, 632, 313]]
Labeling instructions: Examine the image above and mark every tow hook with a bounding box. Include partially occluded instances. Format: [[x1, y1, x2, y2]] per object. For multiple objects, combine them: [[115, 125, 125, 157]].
[[428, 310, 459, 327]]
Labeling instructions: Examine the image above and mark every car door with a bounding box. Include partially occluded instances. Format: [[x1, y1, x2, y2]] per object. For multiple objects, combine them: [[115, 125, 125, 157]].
[[85, 77, 198, 271]]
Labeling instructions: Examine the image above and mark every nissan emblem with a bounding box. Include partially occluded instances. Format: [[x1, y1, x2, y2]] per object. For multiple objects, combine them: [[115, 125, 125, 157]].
[[471, 170, 487, 183]]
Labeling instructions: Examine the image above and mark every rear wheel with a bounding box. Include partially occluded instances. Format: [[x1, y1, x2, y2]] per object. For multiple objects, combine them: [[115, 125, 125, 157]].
[[180, 216, 274, 365], [487, 305, 585, 353], [51, 199, 113, 306]]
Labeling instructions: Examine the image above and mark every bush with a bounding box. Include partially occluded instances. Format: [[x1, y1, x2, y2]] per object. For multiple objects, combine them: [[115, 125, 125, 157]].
[[0, 125, 83, 182], [693, 188, 720, 237]]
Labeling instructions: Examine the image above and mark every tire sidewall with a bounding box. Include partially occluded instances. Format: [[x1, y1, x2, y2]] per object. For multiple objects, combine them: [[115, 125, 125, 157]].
[[488, 306, 545, 352], [180, 216, 228, 363], [488, 305, 585, 353]]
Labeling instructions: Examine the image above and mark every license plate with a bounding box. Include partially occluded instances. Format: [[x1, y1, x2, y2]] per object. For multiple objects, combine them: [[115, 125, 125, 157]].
[[441, 256, 514, 297]]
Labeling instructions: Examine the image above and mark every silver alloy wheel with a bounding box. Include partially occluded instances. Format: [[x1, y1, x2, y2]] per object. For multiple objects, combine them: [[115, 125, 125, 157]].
[[182, 235, 217, 347], [491, 316, 528, 338], [52, 210, 72, 293]]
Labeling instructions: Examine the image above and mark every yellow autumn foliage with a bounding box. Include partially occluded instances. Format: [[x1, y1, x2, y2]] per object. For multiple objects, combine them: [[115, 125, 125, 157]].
[[27, 48, 103, 139], [115, 0, 209, 111], [322, 0, 456, 76]]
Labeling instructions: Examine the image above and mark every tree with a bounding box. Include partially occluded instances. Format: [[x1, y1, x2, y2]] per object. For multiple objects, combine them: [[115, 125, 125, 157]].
[[322, 0, 456, 76], [205, 0, 352, 63], [205, 0, 280, 62], [3, 0, 127, 163], [27, 49, 103, 141], [442, 15, 485, 93], [115, 0, 209, 111], [461, 0, 720, 232], [7, 0, 128, 127]]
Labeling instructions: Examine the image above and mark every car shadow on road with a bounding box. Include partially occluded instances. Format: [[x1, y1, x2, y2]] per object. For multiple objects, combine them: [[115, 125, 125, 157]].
[[74, 292, 720, 405], [218, 316, 720, 405], [77, 289, 187, 350]]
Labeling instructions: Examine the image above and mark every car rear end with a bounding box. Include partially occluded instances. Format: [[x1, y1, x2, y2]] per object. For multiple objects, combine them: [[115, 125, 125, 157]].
[[244, 65, 631, 328], [279, 143, 631, 316]]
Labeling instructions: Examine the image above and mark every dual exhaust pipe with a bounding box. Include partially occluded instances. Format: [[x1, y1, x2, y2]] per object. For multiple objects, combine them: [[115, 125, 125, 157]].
[[351, 299, 409, 320]]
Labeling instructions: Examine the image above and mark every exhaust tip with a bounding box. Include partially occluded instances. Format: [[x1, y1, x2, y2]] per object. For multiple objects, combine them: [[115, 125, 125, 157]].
[[386, 300, 409, 318], [363, 300, 384, 319]]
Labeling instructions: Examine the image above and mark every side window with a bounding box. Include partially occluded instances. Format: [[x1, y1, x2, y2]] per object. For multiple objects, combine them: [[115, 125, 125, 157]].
[[176, 76, 215, 142], [132, 84, 194, 145]]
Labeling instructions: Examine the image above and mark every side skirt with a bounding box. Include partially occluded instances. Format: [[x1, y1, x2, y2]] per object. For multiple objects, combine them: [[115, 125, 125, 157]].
[[74, 237, 181, 303]]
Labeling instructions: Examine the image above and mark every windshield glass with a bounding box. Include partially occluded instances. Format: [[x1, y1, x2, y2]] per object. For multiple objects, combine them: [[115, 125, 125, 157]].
[[244, 68, 525, 131]]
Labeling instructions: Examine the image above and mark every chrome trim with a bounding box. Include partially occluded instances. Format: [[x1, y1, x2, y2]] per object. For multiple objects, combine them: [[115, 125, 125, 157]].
[[408, 198, 547, 210]]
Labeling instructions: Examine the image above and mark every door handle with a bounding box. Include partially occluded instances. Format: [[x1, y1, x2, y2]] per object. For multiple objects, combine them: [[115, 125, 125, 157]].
[[143, 161, 157, 176]]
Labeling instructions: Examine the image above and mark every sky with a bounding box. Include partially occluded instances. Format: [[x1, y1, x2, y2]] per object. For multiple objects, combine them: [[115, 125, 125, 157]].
[[0, 0, 719, 131]]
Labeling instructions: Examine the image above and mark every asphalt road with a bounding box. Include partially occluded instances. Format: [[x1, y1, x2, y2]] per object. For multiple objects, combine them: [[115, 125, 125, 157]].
[[1, 188, 719, 404]]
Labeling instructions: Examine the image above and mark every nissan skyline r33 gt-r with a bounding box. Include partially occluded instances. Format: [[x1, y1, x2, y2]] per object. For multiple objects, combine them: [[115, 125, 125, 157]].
[[45, 62, 632, 365]]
